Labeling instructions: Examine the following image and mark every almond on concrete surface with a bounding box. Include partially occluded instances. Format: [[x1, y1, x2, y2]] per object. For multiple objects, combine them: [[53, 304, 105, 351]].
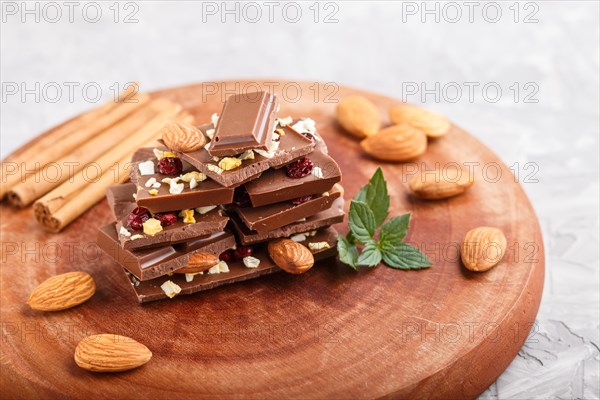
[[409, 166, 475, 200], [268, 239, 314, 274], [75, 334, 152, 372], [389, 104, 451, 138], [27, 271, 95, 311], [360, 124, 427, 162], [336, 96, 381, 139], [461, 227, 507, 272]]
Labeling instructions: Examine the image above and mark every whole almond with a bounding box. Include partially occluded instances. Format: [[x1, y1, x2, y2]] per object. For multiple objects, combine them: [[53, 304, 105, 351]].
[[75, 334, 152, 372], [409, 166, 474, 200], [175, 252, 219, 274], [361, 124, 427, 162], [461, 227, 507, 272], [161, 121, 206, 152], [389, 104, 450, 138], [268, 239, 314, 274], [336, 96, 381, 138], [28, 271, 95, 311]]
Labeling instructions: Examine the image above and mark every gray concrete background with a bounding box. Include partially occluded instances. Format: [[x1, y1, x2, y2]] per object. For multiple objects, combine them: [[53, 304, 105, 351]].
[[1, 1, 599, 398]]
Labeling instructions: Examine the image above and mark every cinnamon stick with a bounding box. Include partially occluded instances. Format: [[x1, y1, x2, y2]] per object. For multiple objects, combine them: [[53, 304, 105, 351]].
[[1, 85, 148, 198], [7, 98, 178, 207], [33, 111, 191, 232]]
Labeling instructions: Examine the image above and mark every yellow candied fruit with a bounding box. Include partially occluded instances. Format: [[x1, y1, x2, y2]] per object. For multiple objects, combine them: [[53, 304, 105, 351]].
[[218, 157, 242, 171], [163, 151, 176, 158], [181, 171, 207, 183], [179, 209, 196, 224], [148, 189, 159, 196], [143, 218, 163, 236]]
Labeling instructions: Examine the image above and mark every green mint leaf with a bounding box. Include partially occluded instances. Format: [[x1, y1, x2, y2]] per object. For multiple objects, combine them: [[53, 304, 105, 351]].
[[354, 186, 367, 203], [352, 168, 389, 227], [357, 240, 382, 267], [379, 214, 411, 246], [349, 200, 376, 243], [364, 168, 389, 226], [346, 230, 356, 245], [337, 235, 359, 270], [381, 243, 432, 270]]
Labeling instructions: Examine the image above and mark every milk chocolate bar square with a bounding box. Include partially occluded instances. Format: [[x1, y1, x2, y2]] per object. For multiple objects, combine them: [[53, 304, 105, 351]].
[[208, 91, 278, 157]]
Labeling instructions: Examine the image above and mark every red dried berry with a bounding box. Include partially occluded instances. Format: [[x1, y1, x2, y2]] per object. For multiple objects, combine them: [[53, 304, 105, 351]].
[[291, 195, 313, 205], [219, 249, 235, 262], [302, 132, 315, 141], [127, 207, 151, 231], [154, 212, 178, 227], [285, 157, 313, 179], [157, 157, 183, 176], [234, 245, 253, 260]]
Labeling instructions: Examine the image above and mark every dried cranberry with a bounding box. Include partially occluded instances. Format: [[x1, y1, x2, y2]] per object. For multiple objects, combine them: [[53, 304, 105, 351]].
[[154, 212, 178, 227], [291, 195, 313, 205], [157, 157, 183, 176], [285, 157, 313, 179], [219, 249, 235, 262], [127, 207, 151, 231], [302, 132, 315, 141], [234, 245, 253, 260]]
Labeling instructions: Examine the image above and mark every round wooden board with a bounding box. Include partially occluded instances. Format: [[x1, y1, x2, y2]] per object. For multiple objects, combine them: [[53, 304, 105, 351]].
[[0, 81, 544, 399]]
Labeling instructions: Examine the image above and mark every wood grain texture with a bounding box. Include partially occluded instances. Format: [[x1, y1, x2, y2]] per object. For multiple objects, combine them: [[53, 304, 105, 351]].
[[0, 80, 544, 399]]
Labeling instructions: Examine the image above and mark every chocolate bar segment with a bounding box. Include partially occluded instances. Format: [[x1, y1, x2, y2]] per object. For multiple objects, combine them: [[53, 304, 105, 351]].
[[97, 223, 235, 281], [107, 183, 229, 250], [208, 91, 278, 156], [244, 149, 341, 207], [122, 227, 339, 303], [230, 197, 345, 245], [106, 183, 137, 220], [130, 148, 234, 213], [230, 185, 342, 234], [289, 118, 328, 154], [167, 124, 314, 187]]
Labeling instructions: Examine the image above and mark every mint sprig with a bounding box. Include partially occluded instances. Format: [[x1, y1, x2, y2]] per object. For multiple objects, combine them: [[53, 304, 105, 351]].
[[337, 167, 431, 271]]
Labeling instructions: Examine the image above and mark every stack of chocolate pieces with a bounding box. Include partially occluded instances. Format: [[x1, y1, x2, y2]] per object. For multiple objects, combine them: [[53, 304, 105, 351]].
[[97, 91, 343, 303]]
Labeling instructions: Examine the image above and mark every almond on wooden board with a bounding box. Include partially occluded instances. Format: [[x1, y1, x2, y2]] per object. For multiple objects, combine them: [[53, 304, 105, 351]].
[[74, 334, 152, 372], [389, 104, 450, 138], [174, 252, 218, 274], [461, 227, 507, 272], [360, 124, 427, 162], [336, 96, 381, 138], [409, 166, 474, 200], [161, 121, 206, 152], [267, 239, 314, 274], [27, 271, 95, 311]]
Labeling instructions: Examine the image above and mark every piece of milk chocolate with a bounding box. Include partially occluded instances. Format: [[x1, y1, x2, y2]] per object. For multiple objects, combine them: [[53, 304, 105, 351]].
[[167, 123, 315, 187], [106, 184, 229, 250], [121, 227, 339, 303], [244, 149, 341, 207], [97, 223, 235, 281], [230, 185, 342, 234], [230, 197, 345, 245], [208, 91, 278, 157], [130, 148, 234, 213]]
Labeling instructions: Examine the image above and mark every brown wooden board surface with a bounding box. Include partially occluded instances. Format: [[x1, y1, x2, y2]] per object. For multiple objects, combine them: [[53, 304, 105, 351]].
[[0, 80, 544, 399]]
